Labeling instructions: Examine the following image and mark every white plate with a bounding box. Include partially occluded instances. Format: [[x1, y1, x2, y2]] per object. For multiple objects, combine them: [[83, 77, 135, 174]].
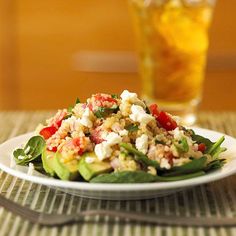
[[0, 128, 235, 200]]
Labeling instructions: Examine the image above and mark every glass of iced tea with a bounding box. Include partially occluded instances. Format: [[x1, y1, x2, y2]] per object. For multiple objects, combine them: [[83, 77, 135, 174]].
[[129, 0, 216, 125]]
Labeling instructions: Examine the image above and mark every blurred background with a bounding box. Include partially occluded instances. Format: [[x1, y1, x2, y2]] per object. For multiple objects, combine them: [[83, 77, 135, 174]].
[[0, 0, 235, 110]]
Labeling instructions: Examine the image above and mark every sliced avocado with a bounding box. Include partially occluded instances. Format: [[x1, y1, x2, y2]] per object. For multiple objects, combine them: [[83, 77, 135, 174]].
[[52, 152, 80, 181], [78, 152, 112, 181], [41, 148, 56, 177]]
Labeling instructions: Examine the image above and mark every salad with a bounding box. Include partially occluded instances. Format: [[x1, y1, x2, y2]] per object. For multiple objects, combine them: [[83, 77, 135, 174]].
[[13, 90, 226, 183]]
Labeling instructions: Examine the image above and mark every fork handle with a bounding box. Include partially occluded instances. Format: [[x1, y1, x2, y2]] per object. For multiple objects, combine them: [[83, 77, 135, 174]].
[[77, 210, 236, 227]]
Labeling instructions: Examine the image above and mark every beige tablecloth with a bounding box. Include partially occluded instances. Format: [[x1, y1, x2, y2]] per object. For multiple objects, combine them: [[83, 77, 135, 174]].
[[0, 111, 236, 236]]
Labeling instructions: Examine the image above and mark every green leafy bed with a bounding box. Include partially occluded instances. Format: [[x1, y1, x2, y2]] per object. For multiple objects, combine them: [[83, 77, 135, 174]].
[[13, 130, 227, 183]]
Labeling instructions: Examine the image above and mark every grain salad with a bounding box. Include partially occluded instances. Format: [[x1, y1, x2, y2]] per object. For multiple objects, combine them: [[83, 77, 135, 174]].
[[13, 90, 226, 183]]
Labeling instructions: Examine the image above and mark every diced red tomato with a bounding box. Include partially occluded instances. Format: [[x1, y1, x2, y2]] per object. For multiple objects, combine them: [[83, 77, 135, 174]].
[[157, 111, 177, 131], [198, 143, 206, 152], [40, 126, 57, 139], [149, 104, 160, 119], [47, 146, 57, 152], [166, 153, 174, 166], [72, 137, 85, 155], [88, 93, 118, 111], [52, 110, 67, 128], [90, 128, 104, 144], [94, 94, 117, 104]]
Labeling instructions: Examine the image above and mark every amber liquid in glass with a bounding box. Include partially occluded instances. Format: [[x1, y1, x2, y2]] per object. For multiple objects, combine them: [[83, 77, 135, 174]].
[[130, 0, 214, 124]]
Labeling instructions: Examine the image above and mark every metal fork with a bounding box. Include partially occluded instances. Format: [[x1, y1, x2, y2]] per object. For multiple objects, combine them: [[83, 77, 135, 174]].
[[0, 194, 236, 227]]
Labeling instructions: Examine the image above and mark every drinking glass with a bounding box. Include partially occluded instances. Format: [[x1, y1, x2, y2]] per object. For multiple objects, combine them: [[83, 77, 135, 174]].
[[129, 0, 216, 125]]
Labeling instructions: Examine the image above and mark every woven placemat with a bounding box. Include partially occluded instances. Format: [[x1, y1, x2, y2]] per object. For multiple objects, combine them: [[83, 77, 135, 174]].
[[0, 111, 236, 236]]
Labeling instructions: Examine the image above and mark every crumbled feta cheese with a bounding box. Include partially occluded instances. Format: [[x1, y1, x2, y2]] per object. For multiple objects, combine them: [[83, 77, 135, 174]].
[[160, 158, 171, 169], [105, 132, 122, 145], [129, 105, 155, 125], [135, 134, 149, 154], [80, 107, 93, 128], [18, 155, 25, 160], [120, 90, 145, 107], [172, 127, 183, 140], [119, 129, 128, 137], [121, 90, 138, 102], [85, 156, 95, 164], [172, 127, 193, 146], [95, 143, 112, 161], [24, 146, 31, 155], [95, 132, 122, 161]]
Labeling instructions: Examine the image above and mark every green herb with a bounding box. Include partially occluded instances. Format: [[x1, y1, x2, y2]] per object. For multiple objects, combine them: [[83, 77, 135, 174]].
[[125, 124, 139, 132], [63, 114, 72, 120], [120, 143, 160, 169], [111, 94, 118, 99], [90, 170, 205, 183], [174, 137, 189, 153], [155, 139, 165, 145], [94, 106, 119, 118], [162, 156, 207, 176], [67, 106, 73, 113], [67, 97, 81, 112], [13, 136, 46, 165], [146, 106, 151, 114]]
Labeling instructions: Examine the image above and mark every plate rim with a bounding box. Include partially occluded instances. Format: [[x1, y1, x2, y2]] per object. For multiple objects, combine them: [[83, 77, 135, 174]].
[[0, 127, 236, 192]]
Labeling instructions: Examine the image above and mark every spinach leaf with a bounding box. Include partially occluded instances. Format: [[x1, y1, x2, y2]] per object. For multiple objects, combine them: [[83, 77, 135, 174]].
[[90, 170, 205, 183], [162, 156, 207, 176], [13, 136, 46, 165], [120, 143, 160, 169], [174, 137, 189, 153], [204, 158, 226, 172], [90, 171, 157, 183], [94, 106, 119, 118], [207, 136, 226, 157], [191, 134, 226, 158], [125, 124, 139, 132]]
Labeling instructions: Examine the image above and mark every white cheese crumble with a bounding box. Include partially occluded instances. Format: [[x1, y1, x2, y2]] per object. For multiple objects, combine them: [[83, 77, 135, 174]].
[[129, 105, 155, 125], [135, 134, 149, 154], [95, 132, 122, 161], [95, 143, 112, 161], [120, 90, 145, 107], [160, 158, 171, 169], [172, 127, 193, 146], [105, 132, 122, 145], [121, 90, 138, 102], [119, 129, 128, 137], [24, 146, 31, 154], [80, 107, 93, 128]]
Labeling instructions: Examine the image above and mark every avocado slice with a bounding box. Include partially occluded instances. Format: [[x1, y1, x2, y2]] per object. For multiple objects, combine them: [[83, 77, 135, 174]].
[[52, 152, 80, 181], [41, 148, 56, 177], [78, 152, 112, 181]]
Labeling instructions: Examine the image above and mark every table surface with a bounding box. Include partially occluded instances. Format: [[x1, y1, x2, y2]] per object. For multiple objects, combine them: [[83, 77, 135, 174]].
[[0, 111, 236, 236]]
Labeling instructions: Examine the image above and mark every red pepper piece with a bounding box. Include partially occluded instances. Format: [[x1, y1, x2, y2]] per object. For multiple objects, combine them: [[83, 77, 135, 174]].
[[149, 104, 160, 119], [47, 146, 57, 152], [40, 126, 57, 139], [198, 143, 206, 152], [157, 111, 177, 131]]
